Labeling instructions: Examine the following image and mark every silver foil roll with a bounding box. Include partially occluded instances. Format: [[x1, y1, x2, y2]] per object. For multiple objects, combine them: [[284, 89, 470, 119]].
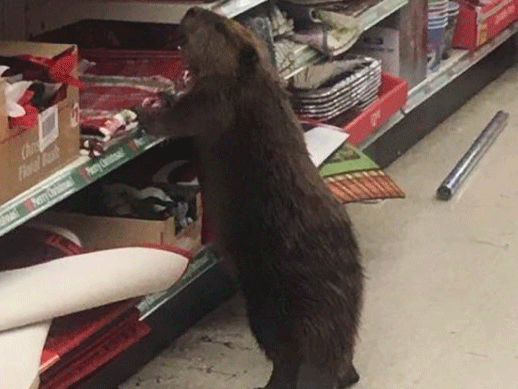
[[437, 110, 509, 201]]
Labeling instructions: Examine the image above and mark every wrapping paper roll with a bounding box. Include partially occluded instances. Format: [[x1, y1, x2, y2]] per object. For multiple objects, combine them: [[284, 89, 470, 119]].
[[0, 322, 51, 389], [0, 246, 189, 389], [0, 247, 189, 332]]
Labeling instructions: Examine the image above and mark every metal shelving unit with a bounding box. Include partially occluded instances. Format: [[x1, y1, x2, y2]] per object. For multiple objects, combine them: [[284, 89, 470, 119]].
[[4, 0, 412, 239], [359, 21, 518, 150], [5, 0, 517, 387], [137, 247, 220, 320]]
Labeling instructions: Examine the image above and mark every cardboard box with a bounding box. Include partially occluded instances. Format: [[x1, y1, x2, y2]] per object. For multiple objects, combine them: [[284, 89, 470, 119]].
[[0, 41, 80, 205], [36, 194, 203, 253], [453, 0, 518, 50]]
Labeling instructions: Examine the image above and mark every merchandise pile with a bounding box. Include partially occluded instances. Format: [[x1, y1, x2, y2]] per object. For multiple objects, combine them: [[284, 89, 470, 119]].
[[299, 121, 405, 202], [47, 146, 202, 243], [237, 3, 385, 123], [0, 224, 150, 389], [78, 49, 189, 157], [320, 140, 405, 202], [290, 56, 382, 121], [277, 0, 382, 58], [427, 0, 459, 71], [101, 159, 200, 231], [0, 47, 81, 134]]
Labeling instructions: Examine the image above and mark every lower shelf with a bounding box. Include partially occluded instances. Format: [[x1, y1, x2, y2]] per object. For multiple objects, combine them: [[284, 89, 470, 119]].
[[73, 248, 238, 389], [363, 24, 518, 167]]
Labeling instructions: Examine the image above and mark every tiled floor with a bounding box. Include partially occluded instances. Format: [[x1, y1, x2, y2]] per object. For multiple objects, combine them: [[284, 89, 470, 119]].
[[121, 64, 518, 389]]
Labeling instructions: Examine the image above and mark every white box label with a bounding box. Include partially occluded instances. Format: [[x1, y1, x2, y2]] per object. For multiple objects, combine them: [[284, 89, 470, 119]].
[[38, 105, 59, 152]]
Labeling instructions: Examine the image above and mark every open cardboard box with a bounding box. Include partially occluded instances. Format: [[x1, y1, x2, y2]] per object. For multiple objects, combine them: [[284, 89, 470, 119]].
[[0, 41, 80, 205], [36, 193, 204, 254]]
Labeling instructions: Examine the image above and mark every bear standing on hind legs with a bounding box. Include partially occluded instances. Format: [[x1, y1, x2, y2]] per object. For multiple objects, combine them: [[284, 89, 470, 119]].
[[137, 7, 364, 389]]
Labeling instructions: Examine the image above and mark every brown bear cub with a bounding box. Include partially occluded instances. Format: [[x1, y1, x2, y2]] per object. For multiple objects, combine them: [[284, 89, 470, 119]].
[[137, 8, 364, 389]]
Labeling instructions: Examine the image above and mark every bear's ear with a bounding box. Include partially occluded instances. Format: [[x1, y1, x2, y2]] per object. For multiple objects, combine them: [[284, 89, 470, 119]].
[[238, 44, 259, 71]]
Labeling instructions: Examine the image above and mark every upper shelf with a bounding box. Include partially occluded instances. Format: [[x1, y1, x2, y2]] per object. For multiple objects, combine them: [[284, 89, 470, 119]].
[[26, 0, 268, 36], [10, 0, 408, 238], [279, 0, 408, 79], [4, 10, 513, 239], [27, 0, 407, 77], [358, 0, 408, 31]]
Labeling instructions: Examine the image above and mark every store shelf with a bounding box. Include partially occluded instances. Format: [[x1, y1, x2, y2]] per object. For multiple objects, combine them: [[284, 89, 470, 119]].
[[0, 132, 164, 237], [358, 0, 407, 31], [137, 246, 220, 320], [26, 0, 268, 36], [360, 21, 518, 150], [75, 247, 238, 389], [13, 0, 413, 238], [280, 0, 407, 79]]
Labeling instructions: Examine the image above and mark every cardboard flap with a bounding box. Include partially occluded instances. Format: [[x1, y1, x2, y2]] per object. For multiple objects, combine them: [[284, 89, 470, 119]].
[[0, 79, 8, 142], [0, 42, 75, 59]]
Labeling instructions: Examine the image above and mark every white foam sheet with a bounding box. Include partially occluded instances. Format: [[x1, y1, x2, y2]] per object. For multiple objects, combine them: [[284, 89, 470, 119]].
[[0, 247, 189, 332], [304, 126, 349, 167], [0, 321, 50, 389]]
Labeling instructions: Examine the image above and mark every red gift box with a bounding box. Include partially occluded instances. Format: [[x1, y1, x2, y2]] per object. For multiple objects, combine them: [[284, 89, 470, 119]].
[[453, 0, 518, 50]]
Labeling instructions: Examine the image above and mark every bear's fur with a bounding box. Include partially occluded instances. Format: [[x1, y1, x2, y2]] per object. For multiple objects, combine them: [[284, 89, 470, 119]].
[[137, 8, 364, 389]]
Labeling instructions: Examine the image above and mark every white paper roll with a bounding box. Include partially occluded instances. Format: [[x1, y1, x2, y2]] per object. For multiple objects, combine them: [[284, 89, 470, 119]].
[[0, 321, 50, 389], [0, 247, 189, 332]]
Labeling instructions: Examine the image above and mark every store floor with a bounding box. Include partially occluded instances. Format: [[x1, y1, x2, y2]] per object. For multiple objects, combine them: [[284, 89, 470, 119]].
[[120, 64, 518, 389]]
